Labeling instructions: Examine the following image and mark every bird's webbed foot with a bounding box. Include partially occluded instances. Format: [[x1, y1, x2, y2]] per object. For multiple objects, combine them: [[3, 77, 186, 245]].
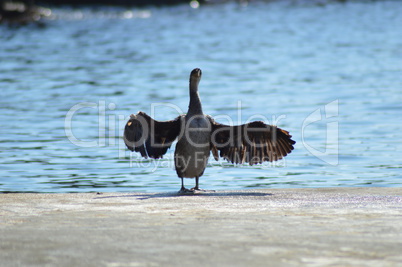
[[178, 187, 194, 194], [190, 187, 215, 193]]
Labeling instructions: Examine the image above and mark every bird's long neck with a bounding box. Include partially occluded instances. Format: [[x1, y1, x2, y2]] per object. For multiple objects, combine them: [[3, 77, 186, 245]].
[[188, 79, 203, 116]]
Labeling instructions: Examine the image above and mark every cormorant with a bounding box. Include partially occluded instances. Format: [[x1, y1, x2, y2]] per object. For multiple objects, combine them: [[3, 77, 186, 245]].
[[124, 68, 295, 193]]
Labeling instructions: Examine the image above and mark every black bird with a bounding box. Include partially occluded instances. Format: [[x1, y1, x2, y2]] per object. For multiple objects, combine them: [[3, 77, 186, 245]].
[[124, 68, 295, 193]]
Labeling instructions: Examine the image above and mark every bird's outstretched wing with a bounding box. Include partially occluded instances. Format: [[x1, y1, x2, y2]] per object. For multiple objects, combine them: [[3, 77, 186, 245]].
[[124, 111, 183, 159], [208, 116, 295, 165]]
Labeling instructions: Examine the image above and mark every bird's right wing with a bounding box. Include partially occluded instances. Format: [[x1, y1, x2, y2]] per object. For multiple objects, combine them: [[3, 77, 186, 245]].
[[124, 111, 183, 159], [208, 116, 295, 165]]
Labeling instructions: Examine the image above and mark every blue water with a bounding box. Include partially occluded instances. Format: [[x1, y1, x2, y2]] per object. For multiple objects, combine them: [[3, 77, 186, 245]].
[[1, 0, 401, 193]]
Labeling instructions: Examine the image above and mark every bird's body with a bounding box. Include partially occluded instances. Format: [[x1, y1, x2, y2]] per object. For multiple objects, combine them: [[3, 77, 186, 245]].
[[174, 115, 211, 191], [124, 68, 296, 193]]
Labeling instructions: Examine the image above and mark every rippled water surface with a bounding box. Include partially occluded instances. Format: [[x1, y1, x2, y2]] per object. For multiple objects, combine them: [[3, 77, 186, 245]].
[[1, 0, 401, 192]]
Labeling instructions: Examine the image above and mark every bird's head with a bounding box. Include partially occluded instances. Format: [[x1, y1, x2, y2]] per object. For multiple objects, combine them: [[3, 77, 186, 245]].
[[190, 68, 202, 92], [191, 68, 202, 78], [190, 68, 202, 88]]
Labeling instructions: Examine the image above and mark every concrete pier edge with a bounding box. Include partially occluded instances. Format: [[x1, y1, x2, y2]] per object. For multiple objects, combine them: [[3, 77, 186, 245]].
[[1, 187, 402, 266]]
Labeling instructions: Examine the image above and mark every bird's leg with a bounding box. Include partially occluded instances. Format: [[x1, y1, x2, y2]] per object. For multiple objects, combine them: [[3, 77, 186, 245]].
[[191, 176, 201, 191], [178, 178, 193, 194], [191, 177, 215, 193]]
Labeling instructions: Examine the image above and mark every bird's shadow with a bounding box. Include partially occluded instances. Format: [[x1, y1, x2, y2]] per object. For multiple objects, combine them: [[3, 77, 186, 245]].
[[94, 191, 272, 200]]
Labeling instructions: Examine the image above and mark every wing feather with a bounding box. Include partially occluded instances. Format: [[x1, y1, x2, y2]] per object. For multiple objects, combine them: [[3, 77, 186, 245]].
[[124, 111, 183, 159], [209, 116, 295, 165]]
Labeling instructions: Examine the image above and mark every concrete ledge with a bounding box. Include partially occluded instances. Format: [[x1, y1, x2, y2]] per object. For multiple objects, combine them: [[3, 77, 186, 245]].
[[1, 188, 402, 266]]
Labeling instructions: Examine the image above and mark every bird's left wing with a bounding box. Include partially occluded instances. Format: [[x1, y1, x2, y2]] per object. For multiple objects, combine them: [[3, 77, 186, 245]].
[[124, 111, 183, 159], [208, 116, 295, 165]]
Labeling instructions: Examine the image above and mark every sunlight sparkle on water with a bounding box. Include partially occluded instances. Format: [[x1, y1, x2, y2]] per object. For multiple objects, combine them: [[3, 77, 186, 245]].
[[190, 0, 200, 9]]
